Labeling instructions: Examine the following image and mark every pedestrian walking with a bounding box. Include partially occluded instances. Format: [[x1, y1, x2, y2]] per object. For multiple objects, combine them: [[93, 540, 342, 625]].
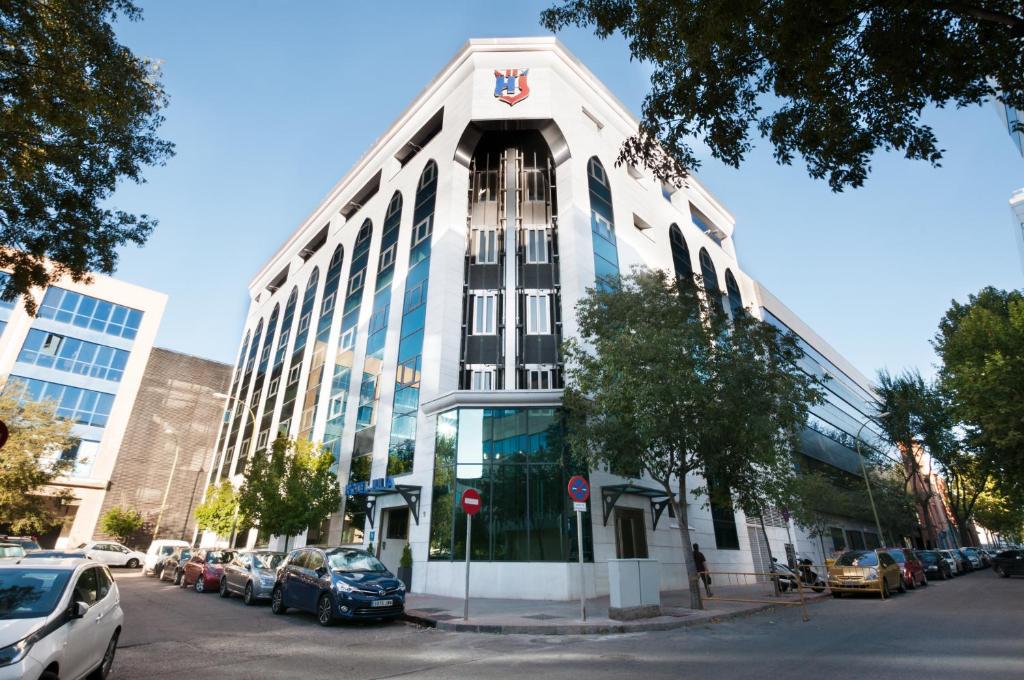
[[693, 543, 712, 596]]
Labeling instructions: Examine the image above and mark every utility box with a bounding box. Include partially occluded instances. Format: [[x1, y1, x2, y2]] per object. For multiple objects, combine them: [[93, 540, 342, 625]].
[[607, 558, 661, 620]]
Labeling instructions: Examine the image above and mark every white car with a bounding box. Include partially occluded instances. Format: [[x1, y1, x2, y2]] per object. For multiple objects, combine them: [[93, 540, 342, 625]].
[[940, 549, 961, 575], [76, 542, 145, 569], [0, 558, 123, 679], [142, 539, 190, 576]]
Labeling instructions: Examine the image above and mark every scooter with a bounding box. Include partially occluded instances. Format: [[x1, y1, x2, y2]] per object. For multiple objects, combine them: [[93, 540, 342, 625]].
[[771, 558, 826, 593]]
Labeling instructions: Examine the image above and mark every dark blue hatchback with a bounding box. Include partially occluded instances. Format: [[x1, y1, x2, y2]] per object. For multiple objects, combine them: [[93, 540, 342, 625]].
[[270, 546, 406, 626]]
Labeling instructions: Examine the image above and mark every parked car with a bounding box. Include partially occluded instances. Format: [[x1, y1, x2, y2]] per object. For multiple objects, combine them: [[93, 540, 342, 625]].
[[270, 546, 406, 625], [19, 551, 91, 560], [76, 541, 145, 568], [916, 550, 953, 580], [1, 536, 41, 553], [219, 549, 287, 605], [887, 548, 928, 589], [143, 539, 190, 576], [992, 549, 1024, 577], [953, 548, 974, 573], [961, 547, 983, 570], [827, 549, 904, 598], [157, 547, 193, 585], [0, 557, 122, 680], [939, 549, 962, 576], [0, 543, 26, 562], [181, 549, 234, 593], [975, 548, 993, 567]]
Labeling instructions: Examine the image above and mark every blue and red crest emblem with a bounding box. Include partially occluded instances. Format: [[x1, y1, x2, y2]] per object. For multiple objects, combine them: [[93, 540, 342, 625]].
[[494, 68, 530, 106]]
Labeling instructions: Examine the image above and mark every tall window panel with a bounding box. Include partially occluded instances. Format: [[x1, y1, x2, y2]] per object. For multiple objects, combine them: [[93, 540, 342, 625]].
[[353, 193, 402, 463], [233, 303, 280, 476], [587, 157, 619, 288], [668, 224, 693, 281], [333, 220, 375, 543], [386, 160, 437, 476], [17, 330, 129, 382], [223, 317, 264, 479], [5, 376, 115, 427], [298, 245, 346, 442], [278, 268, 320, 439], [699, 248, 725, 315], [725, 269, 744, 318], [256, 287, 298, 456], [37, 287, 143, 340], [0, 271, 16, 310], [215, 330, 250, 478]]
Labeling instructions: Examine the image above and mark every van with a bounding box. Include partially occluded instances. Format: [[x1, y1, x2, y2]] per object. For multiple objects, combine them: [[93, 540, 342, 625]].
[[144, 539, 190, 576]]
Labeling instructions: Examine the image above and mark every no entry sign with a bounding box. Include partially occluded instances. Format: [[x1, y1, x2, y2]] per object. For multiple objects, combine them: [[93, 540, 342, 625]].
[[461, 488, 482, 516], [567, 476, 590, 503]]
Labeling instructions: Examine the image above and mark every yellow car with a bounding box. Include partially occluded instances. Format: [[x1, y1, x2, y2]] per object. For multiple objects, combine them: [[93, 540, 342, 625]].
[[828, 549, 904, 598]]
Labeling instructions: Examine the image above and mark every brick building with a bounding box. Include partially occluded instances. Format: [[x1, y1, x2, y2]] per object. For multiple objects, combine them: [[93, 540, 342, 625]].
[[97, 348, 231, 546]]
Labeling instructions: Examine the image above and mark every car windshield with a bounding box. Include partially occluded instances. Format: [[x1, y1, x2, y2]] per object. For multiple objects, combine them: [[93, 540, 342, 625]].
[[963, 548, 978, 555], [889, 550, 906, 564], [206, 551, 233, 564], [834, 551, 878, 567], [15, 540, 41, 551], [0, 546, 26, 558], [326, 549, 387, 573], [159, 546, 176, 556], [0, 569, 73, 619], [253, 553, 285, 570], [178, 550, 191, 560]]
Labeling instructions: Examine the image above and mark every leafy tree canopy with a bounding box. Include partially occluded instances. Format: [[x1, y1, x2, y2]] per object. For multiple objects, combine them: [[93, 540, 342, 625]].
[[0, 393, 76, 534], [541, 1, 1024, 191], [237, 437, 341, 549], [99, 505, 143, 544], [563, 268, 822, 607], [194, 480, 240, 539], [0, 0, 173, 308]]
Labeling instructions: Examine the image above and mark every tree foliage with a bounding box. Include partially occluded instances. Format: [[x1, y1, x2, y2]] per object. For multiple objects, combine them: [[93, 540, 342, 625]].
[[237, 437, 341, 549], [0, 0, 173, 308], [563, 268, 822, 608], [0, 394, 76, 534], [194, 480, 240, 539], [972, 483, 1024, 542], [99, 505, 142, 544], [541, 1, 1024, 191]]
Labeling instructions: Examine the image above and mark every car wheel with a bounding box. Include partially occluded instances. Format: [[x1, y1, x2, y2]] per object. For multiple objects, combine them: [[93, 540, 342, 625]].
[[920, 574, 928, 587], [40, 671, 59, 680], [896, 574, 906, 594], [1000, 567, 1011, 578], [126, 558, 139, 569], [194, 575, 205, 593], [271, 587, 287, 615], [317, 593, 334, 627], [87, 630, 119, 679], [906, 575, 916, 590], [174, 570, 183, 586], [243, 582, 256, 606], [219, 577, 231, 598], [881, 578, 890, 599]]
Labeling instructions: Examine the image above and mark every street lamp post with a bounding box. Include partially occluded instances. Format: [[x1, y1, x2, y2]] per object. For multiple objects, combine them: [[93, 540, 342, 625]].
[[212, 392, 257, 548], [855, 413, 889, 546], [152, 426, 180, 541]]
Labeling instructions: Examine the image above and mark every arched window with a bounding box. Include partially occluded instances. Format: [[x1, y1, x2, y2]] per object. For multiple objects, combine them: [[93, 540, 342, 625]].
[[725, 270, 743, 317], [668, 223, 693, 280], [587, 157, 619, 287], [216, 328, 250, 459], [277, 267, 320, 439], [699, 248, 725, 314]]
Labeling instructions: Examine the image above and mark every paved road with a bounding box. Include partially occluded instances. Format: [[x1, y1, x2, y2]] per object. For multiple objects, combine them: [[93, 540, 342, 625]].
[[110, 569, 1023, 680]]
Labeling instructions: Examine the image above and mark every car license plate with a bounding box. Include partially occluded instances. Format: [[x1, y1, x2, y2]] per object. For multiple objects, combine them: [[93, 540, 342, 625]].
[[371, 599, 393, 607]]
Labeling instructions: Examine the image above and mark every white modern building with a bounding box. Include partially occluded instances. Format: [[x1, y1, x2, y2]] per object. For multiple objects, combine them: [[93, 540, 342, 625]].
[[211, 38, 889, 599], [0, 267, 166, 548]]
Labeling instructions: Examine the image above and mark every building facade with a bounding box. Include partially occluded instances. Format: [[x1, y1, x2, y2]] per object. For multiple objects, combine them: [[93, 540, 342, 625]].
[[0, 269, 166, 548], [96, 348, 231, 546], [211, 38, 889, 599]]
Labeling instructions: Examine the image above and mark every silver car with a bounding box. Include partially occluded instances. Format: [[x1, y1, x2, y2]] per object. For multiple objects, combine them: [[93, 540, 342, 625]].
[[218, 549, 287, 605]]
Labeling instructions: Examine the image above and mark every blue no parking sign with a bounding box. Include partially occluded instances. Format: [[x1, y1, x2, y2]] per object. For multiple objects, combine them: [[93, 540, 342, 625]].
[[567, 476, 590, 503]]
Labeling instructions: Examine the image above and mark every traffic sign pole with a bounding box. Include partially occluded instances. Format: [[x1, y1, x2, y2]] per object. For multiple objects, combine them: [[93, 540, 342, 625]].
[[577, 508, 586, 621], [567, 475, 591, 622], [460, 488, 481, 621], [464, 513, 472, 621]]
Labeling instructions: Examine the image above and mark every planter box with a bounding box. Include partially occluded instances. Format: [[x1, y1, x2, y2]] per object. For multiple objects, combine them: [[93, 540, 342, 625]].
[[607, 558, 660, 620]]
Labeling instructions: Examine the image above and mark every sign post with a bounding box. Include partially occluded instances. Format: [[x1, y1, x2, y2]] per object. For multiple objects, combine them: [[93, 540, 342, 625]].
[[567, 475, 591, 621], [461, 488, 481, 621]]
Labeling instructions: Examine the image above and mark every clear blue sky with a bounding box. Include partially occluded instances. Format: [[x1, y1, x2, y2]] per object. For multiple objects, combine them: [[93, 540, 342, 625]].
[[109, 1, 1023, 382]]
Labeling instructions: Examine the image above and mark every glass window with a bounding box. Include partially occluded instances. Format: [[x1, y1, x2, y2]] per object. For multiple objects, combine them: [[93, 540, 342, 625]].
[[525, 227, 548, 264], [326, 549, 387, 572], [834, 550, 878, 567], [379, 244, 396, 272], [37, 287, 143, 339], [473, 228, 498, 265], [72, 568, 99, 604], [470, 368, 494, 391], [526, 293, 550, 335], [669, 224, 693, 280], [17, 330, 129, 382], [0, 569, 73, 619], [305, 551, 325, 571], [472, 293, 497, 335], [5, 377, 115, 427]]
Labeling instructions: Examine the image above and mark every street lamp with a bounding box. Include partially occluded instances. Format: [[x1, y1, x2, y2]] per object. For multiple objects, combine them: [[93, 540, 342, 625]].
[[152, 425, 180, 541], [855, 412, 889, 546]]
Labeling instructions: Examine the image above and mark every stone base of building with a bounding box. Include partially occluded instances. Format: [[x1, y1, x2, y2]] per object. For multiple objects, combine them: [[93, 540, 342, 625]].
[[608, 604, 662, 621]]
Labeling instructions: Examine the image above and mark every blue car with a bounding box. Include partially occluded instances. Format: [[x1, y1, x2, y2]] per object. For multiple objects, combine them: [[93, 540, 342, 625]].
[[270, 546, 406, 626]]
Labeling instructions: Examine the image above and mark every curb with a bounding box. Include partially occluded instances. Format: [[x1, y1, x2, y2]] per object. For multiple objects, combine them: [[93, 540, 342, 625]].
[[403, 592, 829, 635]]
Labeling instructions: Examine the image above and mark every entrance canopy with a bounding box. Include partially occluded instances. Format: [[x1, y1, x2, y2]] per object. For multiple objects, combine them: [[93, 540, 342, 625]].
[[345, 478, 421, 528], [600, 483, 675, 531]]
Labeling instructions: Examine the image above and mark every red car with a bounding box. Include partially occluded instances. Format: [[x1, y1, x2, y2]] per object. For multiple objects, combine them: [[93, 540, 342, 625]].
[[181, 549, 235, 593], [887, 548, 927, 589]]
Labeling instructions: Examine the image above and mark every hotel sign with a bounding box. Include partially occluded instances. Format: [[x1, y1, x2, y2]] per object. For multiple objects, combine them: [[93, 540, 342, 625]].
[[494, 68, 530, 106]]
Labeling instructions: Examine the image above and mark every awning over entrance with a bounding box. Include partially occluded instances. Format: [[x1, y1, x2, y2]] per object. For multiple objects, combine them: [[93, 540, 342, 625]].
[[600, 483, 676, 531], [345, 478, 422, 528]]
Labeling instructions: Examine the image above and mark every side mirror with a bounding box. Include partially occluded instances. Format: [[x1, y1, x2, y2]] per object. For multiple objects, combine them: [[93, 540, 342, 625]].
[[69, 601, 88, 620], [315, 566, 328, 578]]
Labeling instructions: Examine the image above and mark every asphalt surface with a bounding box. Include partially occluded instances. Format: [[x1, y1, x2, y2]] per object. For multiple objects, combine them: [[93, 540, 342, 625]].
[[109, 568, 1024, 680]]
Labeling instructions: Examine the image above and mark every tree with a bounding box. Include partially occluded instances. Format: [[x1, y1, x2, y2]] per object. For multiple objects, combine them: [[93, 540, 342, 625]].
[[99, 506, 143, 544], [934, 287, 1024, 500], [541, 2, 1024, 191], [563, 268, 822, 609], [786, 470, 857, 561], [237, 437, 341, 551], [972, 484, 1024, 543], [0, 0, 173, 307], [194, 480, 240, 539], [867, 463, 921, 544], [0, 394, 76, 534]]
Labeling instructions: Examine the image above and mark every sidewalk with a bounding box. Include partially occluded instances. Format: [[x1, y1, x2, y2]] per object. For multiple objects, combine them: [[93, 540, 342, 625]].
[[403, 583, 828, 635]]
